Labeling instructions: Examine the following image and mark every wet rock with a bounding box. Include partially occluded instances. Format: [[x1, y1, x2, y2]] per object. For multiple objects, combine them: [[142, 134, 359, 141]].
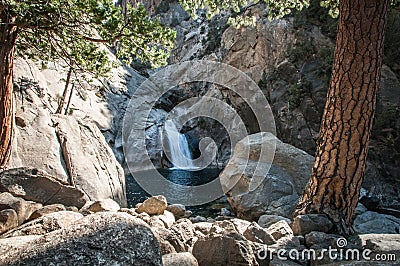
[[137, 195, 167, 215], [162, 252, 199, 266], [0, 212, 162, 265], [291, 214, 333, 235]]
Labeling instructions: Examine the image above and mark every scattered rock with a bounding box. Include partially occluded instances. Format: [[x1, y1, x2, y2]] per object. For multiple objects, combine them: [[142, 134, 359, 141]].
[[193, 222, 213, 236], [190, 216, 207, 223], [0, 209, 18, 235], [192, 231, 257, 265], [167, 219, 195, 253], [258, 214, 291, 229], [220, 208, 231, 216], [87, 198, 120, 213], [167, 204, 186, 219], [358, 234, 400, 253], [0, 212, 162, 265], [0, 168, 87, 208], [243, 222, 275, 245], [1, 211, 83, 238], [291, 214, 333, 235], [230, 218, 251, 235], [150, 210, 175, 229], [162, 252, 199, 266], [305, 231, 341, 249], [0, 192, 42, 225], [266, 220, 294, 241], [28, 204, 66, 220], [353, 211, 400, 234], [137, 195, 167, 215]]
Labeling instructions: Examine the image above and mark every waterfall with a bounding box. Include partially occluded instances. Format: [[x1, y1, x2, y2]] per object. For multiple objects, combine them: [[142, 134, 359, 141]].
[[164, 120, 195, 169]]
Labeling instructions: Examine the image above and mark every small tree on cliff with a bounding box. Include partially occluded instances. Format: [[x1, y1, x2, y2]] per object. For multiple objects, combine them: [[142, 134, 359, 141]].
[[0, 0, 175, 168], [181, 0, 398, 235]]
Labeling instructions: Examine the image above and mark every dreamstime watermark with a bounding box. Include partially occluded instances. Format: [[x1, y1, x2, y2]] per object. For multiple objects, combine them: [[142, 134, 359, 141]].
[[256, 237, 397, 262], [122, 60, 277, 205]]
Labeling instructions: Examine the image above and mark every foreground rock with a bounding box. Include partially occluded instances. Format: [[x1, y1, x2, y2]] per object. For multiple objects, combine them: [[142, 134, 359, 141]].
[[137, 195, 168, 215], [0, 212, 162, 265], [0, 168, 88, 208], [353, 211, 400, 234], [1, 211, 83, 238], [291, 214, 333, 235], [0, 192, 42, 225], [162, 252, 199, 266], [220, 132, 312, 220]]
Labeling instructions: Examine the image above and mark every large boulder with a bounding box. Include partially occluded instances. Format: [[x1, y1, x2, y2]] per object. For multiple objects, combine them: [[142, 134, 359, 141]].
[[0, 212, 162, 265], [220, 132, 312, 220], [11, 58, 130, 207]]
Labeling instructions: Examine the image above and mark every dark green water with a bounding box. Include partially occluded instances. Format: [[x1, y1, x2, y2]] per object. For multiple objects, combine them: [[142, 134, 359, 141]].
[[126, 168, 229, 217]]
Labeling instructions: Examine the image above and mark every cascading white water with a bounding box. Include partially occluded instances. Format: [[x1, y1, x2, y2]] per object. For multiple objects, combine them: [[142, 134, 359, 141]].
[[164, 120, 195, 169]]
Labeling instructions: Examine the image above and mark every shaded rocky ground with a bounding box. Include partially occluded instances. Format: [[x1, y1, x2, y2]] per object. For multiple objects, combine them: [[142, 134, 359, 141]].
[[0, 192, 399, 265]]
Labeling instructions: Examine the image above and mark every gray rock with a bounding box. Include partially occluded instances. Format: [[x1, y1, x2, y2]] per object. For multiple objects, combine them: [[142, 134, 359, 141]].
[[291, 214, 333, 235], [167, 204, 186, 219], [52, 115, 127, 207], [258, 214, 291, 229], [167, 219, 195, 253], [0, 168, 88, 208], [192, 233, 258, 265], [353, 211, 400, 234], [0, 209, 18, 235], [28, 204, 66, 220], [0, 212, 162, 265], [243, 222, 275, 245], [358, 234, 400, 253], [190, 216, 207, 223], [0, 192, 42, 225], [266, 220, 294, 241], [221, 133, 312, 221], [1, 211, 83, 238], [137, 195, 167, 215], [162, 252, 199, 266], [305, 231, 341, 249]]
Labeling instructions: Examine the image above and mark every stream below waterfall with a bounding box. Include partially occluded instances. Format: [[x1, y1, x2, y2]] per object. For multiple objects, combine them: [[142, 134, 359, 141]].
[[125, 168, 229, 217]]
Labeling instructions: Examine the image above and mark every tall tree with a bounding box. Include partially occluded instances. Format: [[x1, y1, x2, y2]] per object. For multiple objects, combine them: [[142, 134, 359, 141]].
[[181, 0, 396, 234], [0, 0, 176, 169], [293, 0, 388, 235]]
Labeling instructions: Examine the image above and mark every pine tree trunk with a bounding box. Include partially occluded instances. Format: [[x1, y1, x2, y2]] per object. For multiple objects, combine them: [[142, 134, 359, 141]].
[[294, 0, 388, 235], [0, 9, 18, 169]]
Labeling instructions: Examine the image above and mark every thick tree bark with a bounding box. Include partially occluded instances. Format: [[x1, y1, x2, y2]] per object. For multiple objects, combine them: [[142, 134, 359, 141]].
[[294, 0, 388, 235], [0, 9, 18, 169]]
